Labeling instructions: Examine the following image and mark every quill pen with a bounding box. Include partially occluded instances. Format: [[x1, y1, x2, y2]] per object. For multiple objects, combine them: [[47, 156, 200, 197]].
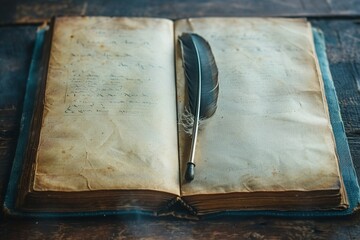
[[179, 33, 219, 181]]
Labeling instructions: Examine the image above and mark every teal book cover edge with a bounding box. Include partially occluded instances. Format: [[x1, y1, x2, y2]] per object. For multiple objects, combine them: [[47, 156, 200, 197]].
[[4, 27, 360, 218]]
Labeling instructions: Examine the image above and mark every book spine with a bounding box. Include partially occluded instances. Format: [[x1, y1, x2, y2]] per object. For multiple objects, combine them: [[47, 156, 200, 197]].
[[4, 25, 51, 213]]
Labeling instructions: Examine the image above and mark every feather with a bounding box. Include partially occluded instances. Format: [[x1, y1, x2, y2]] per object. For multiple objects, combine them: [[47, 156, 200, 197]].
[[179, 33, 219, 181]]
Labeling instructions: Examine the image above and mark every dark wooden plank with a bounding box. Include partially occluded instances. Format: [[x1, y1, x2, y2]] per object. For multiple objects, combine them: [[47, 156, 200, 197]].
[[0, 0, 359, 24], [1, 214, 359, 239], [348, 137, 360, 182], [0, 19, 360, 239], [0, 26, 37, 108]]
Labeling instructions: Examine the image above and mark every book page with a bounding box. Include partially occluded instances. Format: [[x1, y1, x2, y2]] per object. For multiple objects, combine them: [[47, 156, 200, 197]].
[[175, 18, 342, 196], [34, 17, 179, 195]]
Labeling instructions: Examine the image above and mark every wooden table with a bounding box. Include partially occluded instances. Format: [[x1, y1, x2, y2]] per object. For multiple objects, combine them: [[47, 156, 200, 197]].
[[1, 1, 360, 239]]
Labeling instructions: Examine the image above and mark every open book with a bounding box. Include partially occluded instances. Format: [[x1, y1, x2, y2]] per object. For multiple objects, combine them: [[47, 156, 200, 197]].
[[4, 17, 360, 218]]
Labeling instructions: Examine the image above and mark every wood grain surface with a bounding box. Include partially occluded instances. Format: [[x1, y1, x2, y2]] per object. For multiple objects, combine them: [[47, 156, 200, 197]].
[[0, 0, 360, 24], [1, 1, 360, 239]]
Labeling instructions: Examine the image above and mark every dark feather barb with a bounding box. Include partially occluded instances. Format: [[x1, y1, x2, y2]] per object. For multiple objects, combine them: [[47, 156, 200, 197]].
[[179, 33, 219, 181]]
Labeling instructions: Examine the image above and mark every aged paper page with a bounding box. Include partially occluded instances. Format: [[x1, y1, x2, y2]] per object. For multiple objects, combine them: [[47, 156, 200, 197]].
[[34, 17, 179, 195], [175, 18, 341, 196]]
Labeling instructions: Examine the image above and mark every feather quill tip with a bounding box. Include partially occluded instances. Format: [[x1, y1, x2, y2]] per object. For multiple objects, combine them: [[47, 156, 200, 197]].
[[185, 162, 195, 181]]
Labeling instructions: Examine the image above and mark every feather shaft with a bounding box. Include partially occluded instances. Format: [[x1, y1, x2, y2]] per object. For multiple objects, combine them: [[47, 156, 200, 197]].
[[186, 41, 202, 181]]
